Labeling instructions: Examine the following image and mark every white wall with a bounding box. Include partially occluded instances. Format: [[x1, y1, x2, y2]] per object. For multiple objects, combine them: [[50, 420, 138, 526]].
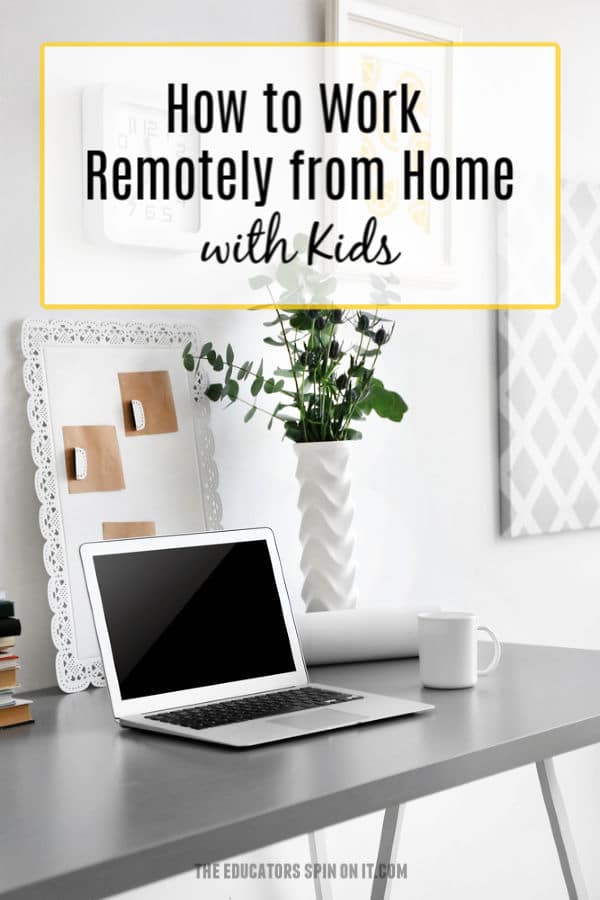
[[2, 0, 600, 898]]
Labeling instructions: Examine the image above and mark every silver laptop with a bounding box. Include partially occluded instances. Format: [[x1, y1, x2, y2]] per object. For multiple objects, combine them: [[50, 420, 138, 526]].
[[80, 528, 433, 748]]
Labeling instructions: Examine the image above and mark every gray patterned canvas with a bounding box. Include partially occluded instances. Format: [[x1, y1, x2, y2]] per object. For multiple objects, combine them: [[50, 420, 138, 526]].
[[498, 180, 600, 536]]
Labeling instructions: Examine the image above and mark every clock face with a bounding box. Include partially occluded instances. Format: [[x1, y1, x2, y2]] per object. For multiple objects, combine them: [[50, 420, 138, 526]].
[[82, 85, 203, 251], [107, 101, 201, 236]]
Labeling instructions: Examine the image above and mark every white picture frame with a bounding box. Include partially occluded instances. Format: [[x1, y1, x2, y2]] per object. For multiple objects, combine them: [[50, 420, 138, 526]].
[[22, 319, 223, 692], [326, 0, 462, 288]]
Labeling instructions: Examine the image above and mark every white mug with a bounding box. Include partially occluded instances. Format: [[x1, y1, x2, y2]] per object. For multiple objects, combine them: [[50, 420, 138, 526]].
[[418, 611, 501, 689]]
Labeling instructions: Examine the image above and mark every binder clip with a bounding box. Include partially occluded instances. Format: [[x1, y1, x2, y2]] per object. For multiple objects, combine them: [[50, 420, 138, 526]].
[[131, 399, 146, 432], [74, 447, 88, 481]]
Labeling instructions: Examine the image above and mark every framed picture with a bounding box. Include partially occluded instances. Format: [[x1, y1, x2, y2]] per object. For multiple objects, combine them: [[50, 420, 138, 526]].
[[22, 319, 223, 692], [326, 1, 462, 288], [498, 179, 600, 536]]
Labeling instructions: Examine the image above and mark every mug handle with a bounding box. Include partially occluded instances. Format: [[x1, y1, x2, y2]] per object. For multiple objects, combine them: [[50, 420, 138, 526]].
[[477, 626, 502, 676]]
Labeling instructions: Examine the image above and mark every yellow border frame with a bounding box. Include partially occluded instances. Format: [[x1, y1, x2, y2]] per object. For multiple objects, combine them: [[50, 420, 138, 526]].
[[40, 41, 561, 311]]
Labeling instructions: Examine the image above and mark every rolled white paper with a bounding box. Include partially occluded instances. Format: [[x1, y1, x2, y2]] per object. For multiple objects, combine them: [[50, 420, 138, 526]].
[[295, 606, 440, 666]]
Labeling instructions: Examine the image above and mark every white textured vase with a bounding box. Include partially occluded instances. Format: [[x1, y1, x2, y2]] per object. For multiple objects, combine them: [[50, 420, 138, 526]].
[[294, 441, 359, 612]]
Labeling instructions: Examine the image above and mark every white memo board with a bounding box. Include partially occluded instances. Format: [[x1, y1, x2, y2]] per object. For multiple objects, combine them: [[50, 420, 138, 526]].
[[22, 320, 223, 693]]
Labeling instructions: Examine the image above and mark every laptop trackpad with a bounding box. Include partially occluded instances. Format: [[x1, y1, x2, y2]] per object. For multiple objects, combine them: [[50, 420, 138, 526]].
[[269, 707, 368, 731]]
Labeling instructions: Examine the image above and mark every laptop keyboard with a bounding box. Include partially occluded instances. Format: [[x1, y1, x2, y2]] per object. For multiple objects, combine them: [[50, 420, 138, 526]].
[[145, 686, 364, 731]]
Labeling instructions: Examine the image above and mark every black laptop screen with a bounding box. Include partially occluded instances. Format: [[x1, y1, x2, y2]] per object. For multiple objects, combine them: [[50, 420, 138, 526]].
[[93, 539, 296, 700]]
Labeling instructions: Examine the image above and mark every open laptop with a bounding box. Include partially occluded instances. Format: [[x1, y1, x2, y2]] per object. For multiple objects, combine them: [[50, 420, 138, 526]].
[[80, 528, 433, 748]]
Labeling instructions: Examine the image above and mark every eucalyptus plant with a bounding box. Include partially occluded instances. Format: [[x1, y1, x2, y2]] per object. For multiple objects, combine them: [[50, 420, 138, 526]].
[[183, 245, 407, 442]]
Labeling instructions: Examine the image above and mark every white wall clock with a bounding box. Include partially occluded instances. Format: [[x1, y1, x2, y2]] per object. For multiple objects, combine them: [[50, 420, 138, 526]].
[[82, 84, 202, 251]]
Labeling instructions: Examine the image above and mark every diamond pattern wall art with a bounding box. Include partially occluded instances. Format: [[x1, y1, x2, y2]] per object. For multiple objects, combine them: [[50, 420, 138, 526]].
[[498, 179, 600, 536]]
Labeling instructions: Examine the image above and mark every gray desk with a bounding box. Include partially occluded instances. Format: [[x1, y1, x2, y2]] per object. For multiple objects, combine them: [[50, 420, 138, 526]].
[[2, 644, 599, 900]]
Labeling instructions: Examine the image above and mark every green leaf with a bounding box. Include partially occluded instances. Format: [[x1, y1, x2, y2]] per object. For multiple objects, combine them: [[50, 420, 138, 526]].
[[248, 275, 273, 290], [238, 360, 252, 380], [293, 233, 309, 253], [361, 378, 408, 422], [313, 277, 337, 297], [206, 349, 217, 365], [213, 354, 224, 372], [205, 383, 222, 401], [263, 377, 276, 394], [283, 421, 304, 442], [251, 375, 264, 397], [303, 266, 321, 286], [276, 262, 299, 291], [264, 336, 284, 347], [183, 354, 195, 372], [226, 344, 234, 366], [344, 428, 363, 440], [226, 379, 239, 401], [289, 311, 313, 331], [267, 401, 286, 430], [268, 411, 298, 430], [244, 405, 258, 423], [280, 289, 304, 303], [200, 341, 212, 356], [183, 341, 192, 356], [372, 389, 408, 422], [263, 314, 289, 326], [273, 379, 285, 392]]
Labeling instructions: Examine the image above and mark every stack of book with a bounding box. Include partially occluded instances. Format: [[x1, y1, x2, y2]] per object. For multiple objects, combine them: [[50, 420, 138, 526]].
[[0, 592, 33, 729]]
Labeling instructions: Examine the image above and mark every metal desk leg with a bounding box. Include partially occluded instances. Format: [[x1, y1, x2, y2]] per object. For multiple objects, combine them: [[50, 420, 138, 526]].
[[308, 830, 334, 900], [370, 804, 405, 900], [537, 758, 589, 900]]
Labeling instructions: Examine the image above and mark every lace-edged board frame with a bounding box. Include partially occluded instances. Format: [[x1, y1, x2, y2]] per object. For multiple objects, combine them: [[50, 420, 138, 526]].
[[22, 320, 222, 693]]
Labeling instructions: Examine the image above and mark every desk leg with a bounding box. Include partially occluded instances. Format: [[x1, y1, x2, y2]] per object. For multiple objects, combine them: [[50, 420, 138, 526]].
[[537, 758, 588, 900], [370, 804, 405, 900], [308, 830, 334, 900]]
